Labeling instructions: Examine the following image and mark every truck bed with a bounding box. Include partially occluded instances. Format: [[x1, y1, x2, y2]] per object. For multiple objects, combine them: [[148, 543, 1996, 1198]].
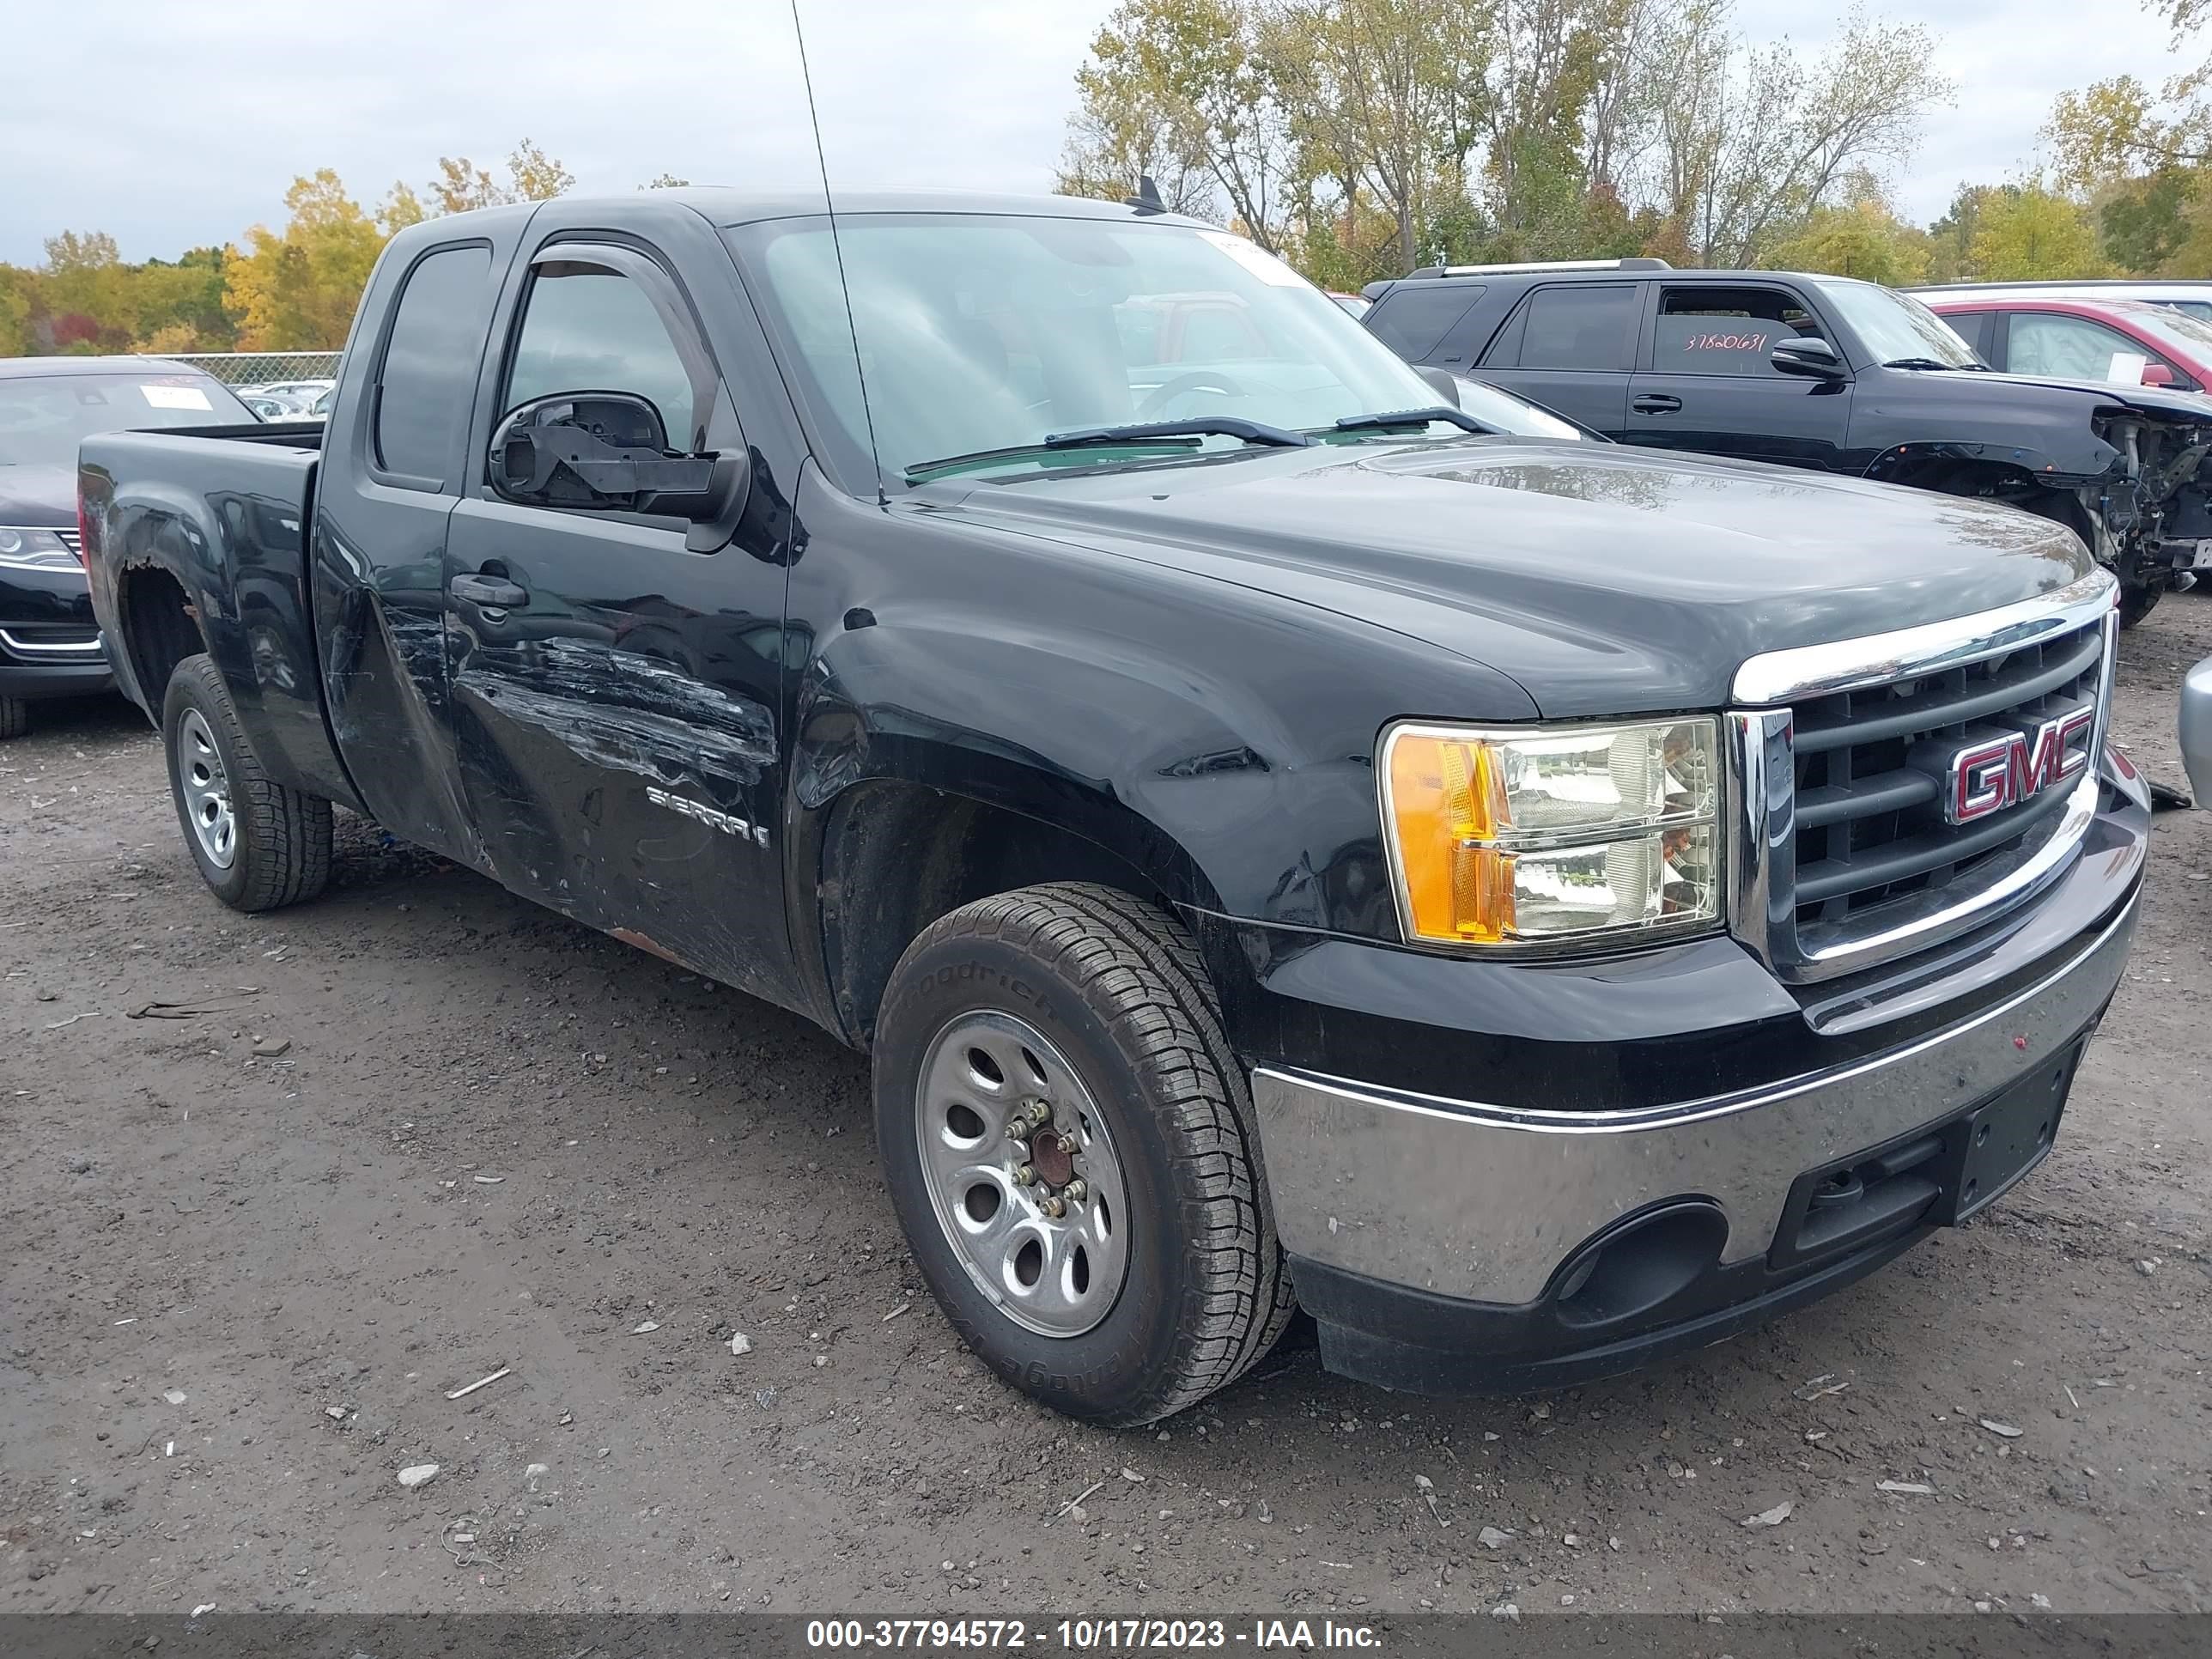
[[79, 422, 357, 808]]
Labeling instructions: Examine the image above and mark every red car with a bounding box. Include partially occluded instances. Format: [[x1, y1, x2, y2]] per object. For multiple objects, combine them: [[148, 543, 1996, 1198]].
[[1924, 293, 2212, 392]]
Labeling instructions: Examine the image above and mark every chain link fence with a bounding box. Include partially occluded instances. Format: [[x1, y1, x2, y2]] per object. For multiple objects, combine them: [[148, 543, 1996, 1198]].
[[166, 351, 342, 389]]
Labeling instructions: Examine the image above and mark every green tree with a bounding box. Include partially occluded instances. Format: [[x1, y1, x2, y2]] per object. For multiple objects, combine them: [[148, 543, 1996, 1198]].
[[1064, 0, 1295, 248], [1267, 0, 1492, 273], [1966, 183, 2112, 279], [1765, 193, 1930, 284], [222, 171, 387, 349], [2096, 167, 2197, 272], [0, 268, 33, 356], [425, 139, 574, 215]]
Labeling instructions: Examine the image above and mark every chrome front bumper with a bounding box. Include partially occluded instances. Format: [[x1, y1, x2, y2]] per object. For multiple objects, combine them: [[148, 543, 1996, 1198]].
[[1251, 887, 2138, 1307]]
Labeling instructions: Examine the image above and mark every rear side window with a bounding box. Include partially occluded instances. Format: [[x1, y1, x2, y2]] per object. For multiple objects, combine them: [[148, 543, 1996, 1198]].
[[1651, 286, 1818, 375], [1494, 284, 1636, 371], [374, 243, 495, 488], [1366, 284, 1486, 361], [1942, 310, 1995, 358]]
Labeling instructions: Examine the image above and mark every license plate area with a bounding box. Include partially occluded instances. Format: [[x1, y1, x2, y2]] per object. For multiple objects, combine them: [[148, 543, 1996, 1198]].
[[1942, 1046, 2079, 1223], [1769, 1045, 2081, 1269]]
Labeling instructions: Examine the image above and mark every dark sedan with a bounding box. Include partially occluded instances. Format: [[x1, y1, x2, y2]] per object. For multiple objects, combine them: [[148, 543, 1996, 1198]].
[[1, 356, 252, 738]]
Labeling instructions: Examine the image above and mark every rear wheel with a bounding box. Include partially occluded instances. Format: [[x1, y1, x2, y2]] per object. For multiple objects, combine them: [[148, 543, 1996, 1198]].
[[161, 653, 332, 911], [2119, 580, 2164, 629], [873, 882, 1295, 1425], [0, 696, 26, 740]]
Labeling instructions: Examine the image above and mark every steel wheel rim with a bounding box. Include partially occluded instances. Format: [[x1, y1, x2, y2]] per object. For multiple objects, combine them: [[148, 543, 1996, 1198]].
[[177, 708, 236, 871], [915, 1010, 1131, 1339]]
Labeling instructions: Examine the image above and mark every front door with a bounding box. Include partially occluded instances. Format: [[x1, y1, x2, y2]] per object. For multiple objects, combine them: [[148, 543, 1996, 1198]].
[[1624, 283, 1854, 470], [443, 220, 795, 1003]]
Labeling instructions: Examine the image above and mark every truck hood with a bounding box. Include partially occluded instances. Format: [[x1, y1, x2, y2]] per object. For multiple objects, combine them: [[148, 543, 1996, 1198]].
[[0, 463, 76, 527], [946, 439, 2095, 717]]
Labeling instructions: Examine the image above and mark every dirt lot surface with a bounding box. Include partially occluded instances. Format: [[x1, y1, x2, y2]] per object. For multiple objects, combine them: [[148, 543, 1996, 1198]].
[[2, 602, 2208, 1621]]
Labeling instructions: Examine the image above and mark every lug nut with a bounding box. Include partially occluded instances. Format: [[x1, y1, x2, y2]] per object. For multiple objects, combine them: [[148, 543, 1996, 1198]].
[[1022, 1101, 1052, 1128], [1005, 1121, 1028, 1142], [1013, 1164, 1036, 1186], [1063, 1179, 1088, 1204], [1039, 1195, 1066, 1218]]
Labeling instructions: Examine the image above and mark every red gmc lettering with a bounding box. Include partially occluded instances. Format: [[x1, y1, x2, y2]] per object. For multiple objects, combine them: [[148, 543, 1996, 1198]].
[[1949, 708, 2094, 824]]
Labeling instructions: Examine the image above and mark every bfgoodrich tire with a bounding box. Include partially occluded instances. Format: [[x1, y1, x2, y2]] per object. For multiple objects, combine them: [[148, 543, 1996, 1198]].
[[161, 653, 332, 911], [873, 883, 1295, 1426]]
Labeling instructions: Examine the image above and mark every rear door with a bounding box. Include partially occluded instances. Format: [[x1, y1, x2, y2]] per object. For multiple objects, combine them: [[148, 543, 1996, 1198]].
[[1624, 281, 1853, 470], [1468, 282, 1639, 435], [442, 204, 796, 1001], [313, 230, 514, 854]]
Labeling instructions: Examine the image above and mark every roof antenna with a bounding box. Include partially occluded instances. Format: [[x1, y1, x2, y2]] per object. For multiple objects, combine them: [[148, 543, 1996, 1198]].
[[791, 0, 886, 504], [1124, 174, 1165, 215]]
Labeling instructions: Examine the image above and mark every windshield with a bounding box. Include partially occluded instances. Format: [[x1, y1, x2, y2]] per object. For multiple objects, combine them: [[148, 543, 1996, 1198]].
[[1811, 278, 1982, 368], [0, 371, 251, 469], [729, 213, 1444, 484], [2109, 301, 2212, 362]]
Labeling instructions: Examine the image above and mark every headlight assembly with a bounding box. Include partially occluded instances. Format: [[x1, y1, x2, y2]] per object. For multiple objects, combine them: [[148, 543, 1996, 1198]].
[[1379, 716, 1722, 951], [0, 527, 78, 570]]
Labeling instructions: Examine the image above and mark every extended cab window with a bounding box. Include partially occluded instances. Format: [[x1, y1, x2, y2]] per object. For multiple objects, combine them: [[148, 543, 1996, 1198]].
[[1366, 284, 1485, 362], [503, 263, 699, 450], [1651, 287, 1820, 375], [374, 243, 495, 487], [1488, 284, 1636, 371]]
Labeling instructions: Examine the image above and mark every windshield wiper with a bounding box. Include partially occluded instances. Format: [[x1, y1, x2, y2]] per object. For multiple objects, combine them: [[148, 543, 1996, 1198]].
[[1331, 406, 1494, 436], [902, 416, 1310, 484], [1884, 356, 1984, 371], [903, 434, 1200, 483], [1042, 416, 1311, 449]]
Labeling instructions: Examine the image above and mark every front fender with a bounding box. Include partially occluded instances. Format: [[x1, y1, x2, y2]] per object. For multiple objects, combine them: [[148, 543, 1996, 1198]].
[[780, 477, 1540, 955], [1860, 434, 2121, 489]]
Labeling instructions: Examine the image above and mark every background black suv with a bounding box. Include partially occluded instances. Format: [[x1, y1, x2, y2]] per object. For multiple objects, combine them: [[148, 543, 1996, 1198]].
[[1361, 261, 2212, 623]]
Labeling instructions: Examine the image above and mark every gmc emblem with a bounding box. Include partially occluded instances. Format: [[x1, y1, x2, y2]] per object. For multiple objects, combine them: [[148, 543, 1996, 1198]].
[[1943, 706, 2095, 824]]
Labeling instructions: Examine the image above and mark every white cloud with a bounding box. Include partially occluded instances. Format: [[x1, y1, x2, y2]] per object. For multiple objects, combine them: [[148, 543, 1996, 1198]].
[[0, 0, 2193, 264]]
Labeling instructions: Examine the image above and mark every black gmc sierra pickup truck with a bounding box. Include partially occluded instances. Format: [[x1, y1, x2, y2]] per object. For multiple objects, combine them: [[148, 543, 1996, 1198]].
[[80, 191, 2148, 1425], [1362, 260, 2212, 625]]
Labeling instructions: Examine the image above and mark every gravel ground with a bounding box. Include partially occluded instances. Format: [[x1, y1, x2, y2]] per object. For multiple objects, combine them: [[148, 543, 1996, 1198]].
[[1, 599, 2207, 1620]]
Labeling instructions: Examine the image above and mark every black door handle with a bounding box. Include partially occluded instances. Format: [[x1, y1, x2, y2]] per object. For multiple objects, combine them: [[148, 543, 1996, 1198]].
[[1632, 394, 1683, 414], [450, 573, 529, 608]]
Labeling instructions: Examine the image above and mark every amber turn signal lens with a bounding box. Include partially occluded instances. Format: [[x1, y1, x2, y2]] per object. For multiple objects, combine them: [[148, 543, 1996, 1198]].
[[1387, 732, 1511, 941], [1381, 718, 1723, 950]]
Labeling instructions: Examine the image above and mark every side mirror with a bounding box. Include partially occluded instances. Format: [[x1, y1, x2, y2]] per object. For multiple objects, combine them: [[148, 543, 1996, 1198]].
[[1415, 365, 1462, 408], [1771, 337, 1846, 380], [2141, 362, 2178, 388], [489, 392, 731, 520]]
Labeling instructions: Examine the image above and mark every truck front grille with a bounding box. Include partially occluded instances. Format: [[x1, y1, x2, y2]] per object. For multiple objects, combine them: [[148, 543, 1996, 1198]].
[[1789, 622, 2106, 930], [1728, 573, 2119, 982]]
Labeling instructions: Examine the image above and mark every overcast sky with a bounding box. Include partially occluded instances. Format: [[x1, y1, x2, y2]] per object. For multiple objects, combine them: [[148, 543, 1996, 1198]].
[[0, 1, 2192, 266]]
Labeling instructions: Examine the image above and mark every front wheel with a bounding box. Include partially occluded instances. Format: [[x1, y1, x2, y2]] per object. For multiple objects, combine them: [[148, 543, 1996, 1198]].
[[872, 883, 1295, 1425], [0, 696, 26, 740], [2119, 579, 2164, 629], [161, 653, 332, 911]]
